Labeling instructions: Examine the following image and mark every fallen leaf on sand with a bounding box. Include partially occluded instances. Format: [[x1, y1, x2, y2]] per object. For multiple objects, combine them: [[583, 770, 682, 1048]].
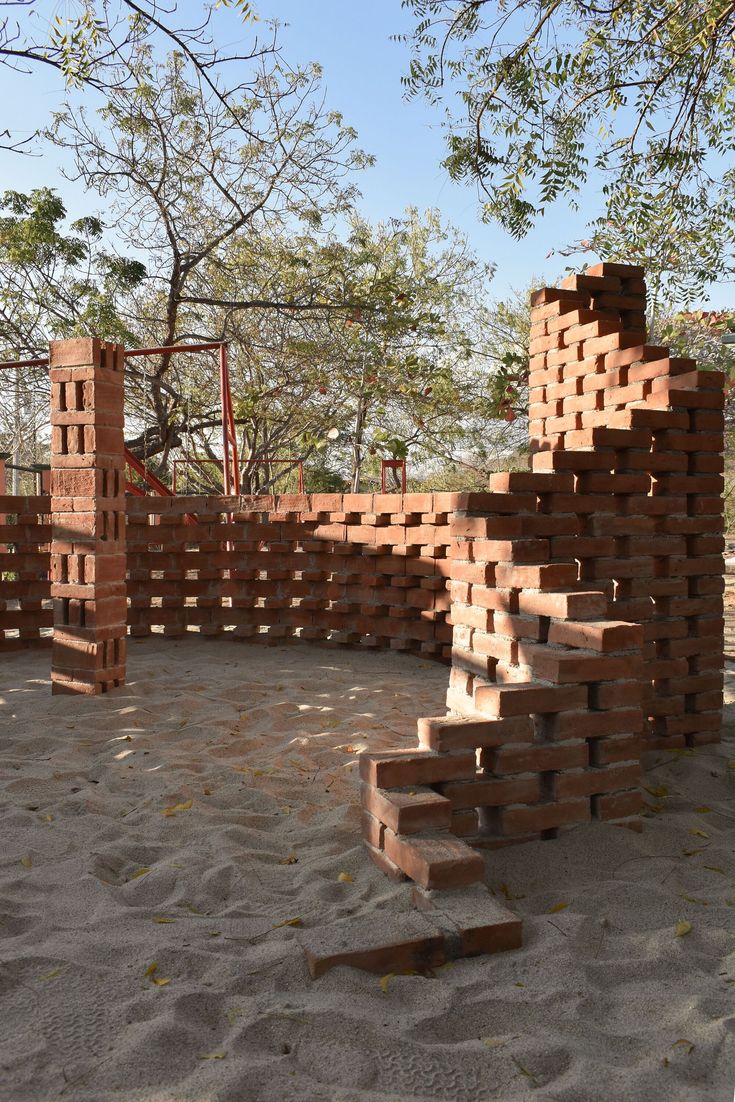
[[130, 867, 151, 880], [483, 1037, 506, 1049], [694, 806, 712, 814], [153, 916, 176, 924], [672, 1039, 695, 1054], [337, 872, 353, 882], [163, 800, 192, 817], [226, 1007, 243, 1025], [644, 785, 669, 798], [20, 855, 32, 868], [278, 854, 298, 865], [271, 917, 302, 929], [198, 1052, 226, 1060], [703, 865, 725, 874], [512, 1058, 539, 1087], [144, 961, 171, 986], [379, 970, 418, 993], [680, 894, 708, 906], [548, 901, 569, 914], [38, 967, 65, 982], [675, 920, 693, 937], [688, 828, 709, 839]]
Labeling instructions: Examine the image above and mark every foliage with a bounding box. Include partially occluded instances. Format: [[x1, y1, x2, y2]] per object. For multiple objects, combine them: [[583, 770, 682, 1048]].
[[399, 0, 735, 296]]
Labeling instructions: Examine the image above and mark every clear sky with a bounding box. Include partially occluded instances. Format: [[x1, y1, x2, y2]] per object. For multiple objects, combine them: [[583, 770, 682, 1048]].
[[1, 0, 731, 308]]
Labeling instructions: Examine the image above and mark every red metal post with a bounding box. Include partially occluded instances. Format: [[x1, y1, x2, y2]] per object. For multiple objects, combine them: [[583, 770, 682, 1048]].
[[381, 458, 406, 493]]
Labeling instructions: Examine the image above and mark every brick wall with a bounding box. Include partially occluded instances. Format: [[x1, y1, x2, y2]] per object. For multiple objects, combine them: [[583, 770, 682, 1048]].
[[360, 263, 725, 891], [126, 492, 457, 658], [0, 494, 52, 651]]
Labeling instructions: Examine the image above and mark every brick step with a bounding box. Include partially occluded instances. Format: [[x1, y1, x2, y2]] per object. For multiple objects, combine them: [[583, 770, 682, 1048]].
[[473, 680, 588, 718], [361, 783, 451, 835], [417, 712, 534, 751], [382, 830, 485, 890]]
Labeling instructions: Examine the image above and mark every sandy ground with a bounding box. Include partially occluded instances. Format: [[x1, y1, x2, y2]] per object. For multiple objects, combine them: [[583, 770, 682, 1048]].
[[1, 637, 734, 1102]]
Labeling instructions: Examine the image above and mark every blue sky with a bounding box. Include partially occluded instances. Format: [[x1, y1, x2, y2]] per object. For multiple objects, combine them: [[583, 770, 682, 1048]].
[[1, 0, 731, 307]]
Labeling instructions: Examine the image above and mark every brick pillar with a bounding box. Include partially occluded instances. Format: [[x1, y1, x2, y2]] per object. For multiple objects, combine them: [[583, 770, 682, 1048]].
[[49, 338, 127, 694]]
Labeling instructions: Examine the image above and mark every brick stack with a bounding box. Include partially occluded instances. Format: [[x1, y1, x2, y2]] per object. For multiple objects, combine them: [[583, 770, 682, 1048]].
[[0, 493, 52, 651], [361, 261, 724, 889], [49, 338, 127, 694], [125, 492, 455, 657], [527, 262, 724, 748]]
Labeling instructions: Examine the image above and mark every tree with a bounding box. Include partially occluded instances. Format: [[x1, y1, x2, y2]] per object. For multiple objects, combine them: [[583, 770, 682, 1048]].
[[49, 45, 370, 472], [400, 0, 735, 297], [0, 0, 259, 149], [0, 187, 145, 483]]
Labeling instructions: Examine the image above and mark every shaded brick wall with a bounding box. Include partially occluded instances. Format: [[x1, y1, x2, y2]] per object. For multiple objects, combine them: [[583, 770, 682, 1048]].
[[126, 492, 457, 658], [0, 494, 52, 651]]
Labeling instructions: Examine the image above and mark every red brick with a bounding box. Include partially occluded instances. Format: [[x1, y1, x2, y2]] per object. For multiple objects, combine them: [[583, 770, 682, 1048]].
[[383, 831, 485, 890], [501, 799, 591, 834], [417, 713, 534, 751], [553, 762, 640, 799], [360, 784, 452, 834], [474, 682, 588, 717], [359, 749, 476, 788]]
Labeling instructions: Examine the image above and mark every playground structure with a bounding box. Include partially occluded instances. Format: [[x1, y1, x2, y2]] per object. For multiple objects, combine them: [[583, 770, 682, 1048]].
[[0, 262, 725, 896], [1, 343, 404, 498]]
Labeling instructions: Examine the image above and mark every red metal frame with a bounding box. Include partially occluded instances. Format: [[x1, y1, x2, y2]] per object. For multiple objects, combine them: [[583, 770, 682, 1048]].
[[381, 458, 407, 493], [1, 342, 239, 499]]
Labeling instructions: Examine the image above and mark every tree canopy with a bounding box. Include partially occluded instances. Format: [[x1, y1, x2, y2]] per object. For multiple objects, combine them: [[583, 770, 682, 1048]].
[[400, 0, 735, 300]]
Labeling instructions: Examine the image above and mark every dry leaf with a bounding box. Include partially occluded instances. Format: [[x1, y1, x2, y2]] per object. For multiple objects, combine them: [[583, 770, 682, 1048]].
[[483, 1037, 506, 1049], [278, 854, 298, 865], [198, 1052, 225, 1060], [163, 799, 192, 817], [512, 1058, 539, 1087], [152, 916, 176, 924], [130, 867, 151, 880], [337, 872, 353, 883], [226, 1007, 243, 1024], [151, 976, 171, 987], [514, 982, 525, 988], [271, 916, 302, 929], [548, 901, 569, 914], [38, 967, 65, 982], [703, 865, 724, 874], [672, 1039, 694, 1054], [680, 894, 708, 906], [644, 785, 669, 798], [694, 806, 712, 813], [378, 969, 418, 994], [688, 828, 709, 839], [20, 855, 32, 868], [675, 920, 693, 937]]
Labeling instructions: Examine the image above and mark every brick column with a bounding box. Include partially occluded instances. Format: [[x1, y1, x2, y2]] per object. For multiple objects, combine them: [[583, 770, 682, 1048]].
[[49, 338, 127, 694]]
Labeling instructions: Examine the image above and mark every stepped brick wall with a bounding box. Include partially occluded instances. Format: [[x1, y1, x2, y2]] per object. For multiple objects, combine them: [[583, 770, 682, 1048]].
[[360, 262, 725, 891]]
